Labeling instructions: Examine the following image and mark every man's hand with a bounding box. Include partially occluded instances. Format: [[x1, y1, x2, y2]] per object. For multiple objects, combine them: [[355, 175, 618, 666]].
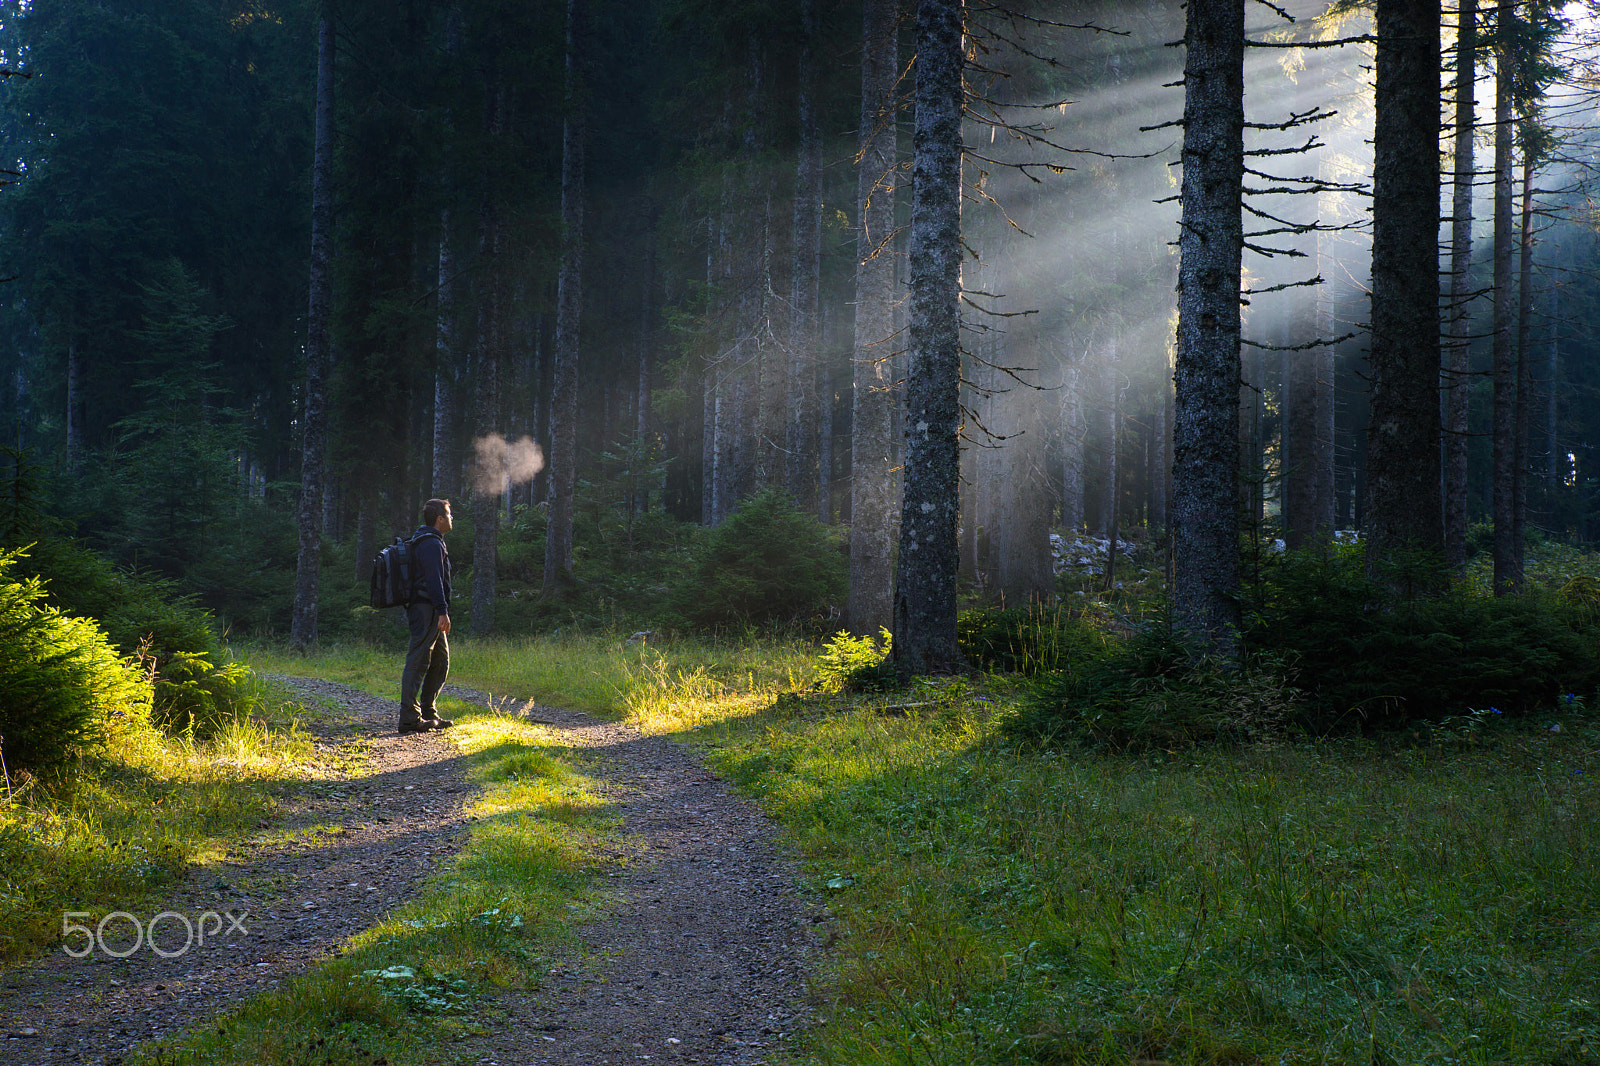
[[438, 614, 452, 635]]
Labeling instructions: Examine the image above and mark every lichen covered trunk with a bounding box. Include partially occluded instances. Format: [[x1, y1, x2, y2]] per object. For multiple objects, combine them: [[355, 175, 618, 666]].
[[893, 0, 964, 676], [1171, 0, 1244, 654], [847, 0, 900, 636], [1364, 0, 1444, 584], [291, 10, 335, 650], [543, 0, 586, 597]]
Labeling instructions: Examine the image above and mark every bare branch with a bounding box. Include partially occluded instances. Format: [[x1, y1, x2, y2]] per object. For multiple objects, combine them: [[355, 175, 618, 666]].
[[1242, 331, 1358, 351]]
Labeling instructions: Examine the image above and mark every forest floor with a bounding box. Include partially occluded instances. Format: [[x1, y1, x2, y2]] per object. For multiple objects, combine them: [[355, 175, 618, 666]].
[[0, 676, 811, 1065]]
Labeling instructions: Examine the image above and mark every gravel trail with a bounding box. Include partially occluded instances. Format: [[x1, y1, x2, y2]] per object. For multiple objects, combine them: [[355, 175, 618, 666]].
[[0, 676, 810, 1065]]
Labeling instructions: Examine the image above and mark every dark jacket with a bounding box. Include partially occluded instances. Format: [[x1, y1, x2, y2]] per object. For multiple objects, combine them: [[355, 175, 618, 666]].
[[411, 526, 451, 614]]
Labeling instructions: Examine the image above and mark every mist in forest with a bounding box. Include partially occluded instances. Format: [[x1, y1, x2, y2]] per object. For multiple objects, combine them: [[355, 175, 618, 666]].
[[952, 0, 1409, 561], [472, 433, 545, 496]]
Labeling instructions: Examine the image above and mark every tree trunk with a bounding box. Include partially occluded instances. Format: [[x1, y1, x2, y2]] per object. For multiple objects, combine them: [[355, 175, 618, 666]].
[[702, 207, 722, 526], [1491, 0, 1516, 595], [472, 199, 502, 633], [893, 0, 964, 677], [847, 0, 899, 636], [432, 3, 463, 501], [973, 346, 1001, 591], [1060, 337, 1086, 530], [786, 0, 822, 512], [1364, 0, 1444, 585], [65, 330, 82, 468], [543, 0, 586, 596], [818, 301, 835, 521], [1546, 280, 1559, 486], [290, 9, 335, 651], [355, 498, 375, 582], [1313, 147, 1340, 535], [1149, 347, 1169, 531], [433, 209, 459, 498], [1513, 153, 1535, 589], [995, 366, 1051, 604], [1101, 333, 1121, 537], [1284, 347, 1317, 549], [1444, 0, 1476, 569], [1238, 339, 1262, 531], [1171, 0, 1244, 654]]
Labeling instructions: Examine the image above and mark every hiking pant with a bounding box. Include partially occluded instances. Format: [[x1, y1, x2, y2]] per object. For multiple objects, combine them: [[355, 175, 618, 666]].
[[400, 604, 449, 722]]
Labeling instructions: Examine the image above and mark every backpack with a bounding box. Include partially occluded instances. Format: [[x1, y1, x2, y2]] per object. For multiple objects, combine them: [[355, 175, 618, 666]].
[[369, 534, 419, 609]]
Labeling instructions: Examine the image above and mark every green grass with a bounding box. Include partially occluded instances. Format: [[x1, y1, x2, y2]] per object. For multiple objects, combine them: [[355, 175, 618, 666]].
[[209, 635, 1600, 1063], [239, 630, 819, 727], [133, 708, 617, 1066], [683, 683, 1600, 1065], [0, 681, 317, 961]]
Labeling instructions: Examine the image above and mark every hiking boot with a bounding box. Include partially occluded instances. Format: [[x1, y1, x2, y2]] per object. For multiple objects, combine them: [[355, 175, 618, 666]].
[[421, 713, 455, 729]]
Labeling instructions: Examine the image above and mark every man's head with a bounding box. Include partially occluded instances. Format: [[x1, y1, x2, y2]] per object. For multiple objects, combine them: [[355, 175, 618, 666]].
[[423, 498, 453, 533]]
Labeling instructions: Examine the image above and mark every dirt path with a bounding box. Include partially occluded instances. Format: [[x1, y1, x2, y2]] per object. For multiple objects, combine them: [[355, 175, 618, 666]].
[[0, 677, 811, 1065]]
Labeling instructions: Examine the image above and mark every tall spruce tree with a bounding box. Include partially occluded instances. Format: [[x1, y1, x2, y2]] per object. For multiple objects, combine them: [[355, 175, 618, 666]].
[[1171, 0, 1244, 654], [786, 0, 822, 515], [1445, 0, 1478, 571], [1492, 0, 1518, 594], [893, 0, 964, 677], [291, 7, 336, 650], [543, 0, 588, 597], [1364, 0, 1444, 582], [847, 0, 899, 637]]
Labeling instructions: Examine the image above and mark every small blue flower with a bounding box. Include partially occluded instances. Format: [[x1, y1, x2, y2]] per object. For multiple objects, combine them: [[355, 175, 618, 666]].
[[1490, 707, 1502, 715]]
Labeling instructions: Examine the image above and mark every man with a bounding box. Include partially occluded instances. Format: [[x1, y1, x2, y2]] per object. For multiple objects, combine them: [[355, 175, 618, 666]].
[[400, 497, 457, 734]]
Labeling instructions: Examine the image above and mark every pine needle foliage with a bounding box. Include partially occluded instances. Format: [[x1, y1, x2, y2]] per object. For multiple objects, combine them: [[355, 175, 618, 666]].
[[1243, 541, 1600, 729], [668, 488, 845, 629], [0, 548, 152, 772], [817, 628, 896, 692], [3, 537, 262, 738], [1007, 627, 1299, 750]]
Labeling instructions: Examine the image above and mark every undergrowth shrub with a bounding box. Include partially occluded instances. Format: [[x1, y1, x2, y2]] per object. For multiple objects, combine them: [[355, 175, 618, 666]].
[[1006, 627, 1299, 750], [1244, 542, 1600, 729], [16, 535, 218, 660], [669, 488, 844, 629], [957, 603, 1106, 674], [5, 538, 267, 738], [146, 647, 265, 737], [0, 549, 153, 772], [816, 628, 895, 691]]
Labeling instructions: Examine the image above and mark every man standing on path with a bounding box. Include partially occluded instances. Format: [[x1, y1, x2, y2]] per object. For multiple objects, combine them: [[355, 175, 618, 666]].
[[400, 498, 457, 734]]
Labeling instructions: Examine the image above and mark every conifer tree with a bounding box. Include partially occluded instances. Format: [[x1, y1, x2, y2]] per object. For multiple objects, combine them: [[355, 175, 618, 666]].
[[1364, 0, 1444, 583], [894, 0, 965, 676], [1445, 0, 1478, 570], [786, 0, 822, 515], [291, 7, 336, 650], [544, 0, 588, 597], [1171, 0, 1244, 654], [848, 0, 899, 637]]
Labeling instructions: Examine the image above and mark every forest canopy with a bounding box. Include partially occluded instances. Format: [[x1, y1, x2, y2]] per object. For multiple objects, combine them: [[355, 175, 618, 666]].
[[1, 0, 1598, 662]]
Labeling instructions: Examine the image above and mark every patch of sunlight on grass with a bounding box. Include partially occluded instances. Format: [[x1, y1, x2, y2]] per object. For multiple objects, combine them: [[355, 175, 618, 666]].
[[0, 706, 322, 961], [236, 642, 395, 696], [239, 632, 822, 736], [133, 706, 615, 1066]]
